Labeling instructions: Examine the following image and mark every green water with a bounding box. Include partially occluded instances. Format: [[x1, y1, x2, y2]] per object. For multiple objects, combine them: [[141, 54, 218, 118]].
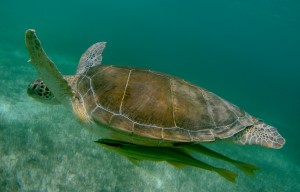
[[0, 0, 299, 191]]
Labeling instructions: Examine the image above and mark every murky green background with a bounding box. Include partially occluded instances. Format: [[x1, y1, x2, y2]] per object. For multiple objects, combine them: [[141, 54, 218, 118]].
[[0, 0, 299, 191]]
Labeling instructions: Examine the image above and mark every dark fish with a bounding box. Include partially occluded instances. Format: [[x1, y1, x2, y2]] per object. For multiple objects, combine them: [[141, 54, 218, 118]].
[[174, 143, 260, 176], [96, 139, 237, 183]]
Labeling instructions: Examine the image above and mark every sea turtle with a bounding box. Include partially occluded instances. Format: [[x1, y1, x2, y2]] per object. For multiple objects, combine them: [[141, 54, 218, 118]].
[[25, 29, 285, 150]]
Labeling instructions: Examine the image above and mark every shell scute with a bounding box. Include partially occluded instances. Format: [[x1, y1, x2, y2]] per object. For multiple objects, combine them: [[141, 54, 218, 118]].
[[172, 79, 214, 130], [133, 124, 162, 139], [121, 70, 174, 127], [163, 128, 191, 142], [110, 115, 134, 133]]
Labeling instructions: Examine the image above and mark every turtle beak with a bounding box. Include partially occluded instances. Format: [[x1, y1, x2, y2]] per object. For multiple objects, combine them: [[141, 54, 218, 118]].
[[27, 82, 37, 96]]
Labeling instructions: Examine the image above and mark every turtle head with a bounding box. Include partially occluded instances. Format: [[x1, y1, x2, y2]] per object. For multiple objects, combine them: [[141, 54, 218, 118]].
[[27, 78, 60, 105]]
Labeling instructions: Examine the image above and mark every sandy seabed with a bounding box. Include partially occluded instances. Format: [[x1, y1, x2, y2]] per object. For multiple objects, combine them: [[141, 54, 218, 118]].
[[0, 49, 299, 192]]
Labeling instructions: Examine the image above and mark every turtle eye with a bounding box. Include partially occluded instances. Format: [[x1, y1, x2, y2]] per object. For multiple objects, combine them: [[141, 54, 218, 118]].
[[32, 84, 37, 90]]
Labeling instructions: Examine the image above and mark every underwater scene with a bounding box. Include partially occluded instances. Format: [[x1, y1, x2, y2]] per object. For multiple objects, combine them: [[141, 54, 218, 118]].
[[0, 0, 299, 191]]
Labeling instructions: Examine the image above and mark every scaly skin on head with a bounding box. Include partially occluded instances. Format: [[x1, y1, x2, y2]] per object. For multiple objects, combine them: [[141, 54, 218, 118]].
[[27, 78, 60, 104]]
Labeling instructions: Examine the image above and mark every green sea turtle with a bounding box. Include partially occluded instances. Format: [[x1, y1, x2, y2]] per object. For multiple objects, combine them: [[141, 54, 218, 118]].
[[25, 29, 285, 150]]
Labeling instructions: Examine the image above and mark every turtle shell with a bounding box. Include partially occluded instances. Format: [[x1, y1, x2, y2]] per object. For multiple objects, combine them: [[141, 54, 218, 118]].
[[76, 65, 254, 144]]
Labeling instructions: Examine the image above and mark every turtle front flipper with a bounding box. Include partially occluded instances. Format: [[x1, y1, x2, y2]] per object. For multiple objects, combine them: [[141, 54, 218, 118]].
[[25, 29, 73, 107], [76, 42, 106, 74], [232, 122, 286, 149]]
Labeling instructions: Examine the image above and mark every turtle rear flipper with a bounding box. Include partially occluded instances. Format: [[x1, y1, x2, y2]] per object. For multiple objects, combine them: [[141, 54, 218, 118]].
[[233, 122, 286, 149], [25, 29, 73, 107]]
